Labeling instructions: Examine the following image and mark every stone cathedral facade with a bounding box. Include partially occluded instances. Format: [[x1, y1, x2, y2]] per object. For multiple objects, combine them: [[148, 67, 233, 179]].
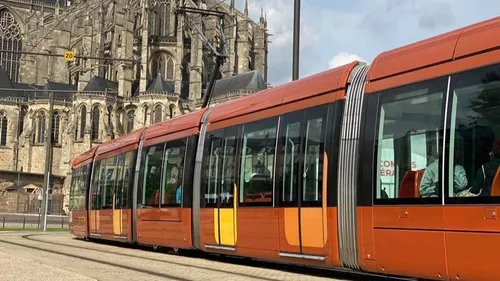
[[0, 0, 269, 211]]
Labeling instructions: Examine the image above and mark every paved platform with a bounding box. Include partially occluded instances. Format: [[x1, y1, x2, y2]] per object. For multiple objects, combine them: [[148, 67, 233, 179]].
[[0, 232, 352, 281]]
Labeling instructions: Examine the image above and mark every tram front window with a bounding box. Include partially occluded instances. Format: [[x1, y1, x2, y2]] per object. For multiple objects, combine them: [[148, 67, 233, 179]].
[[374, 79, 446, 200]]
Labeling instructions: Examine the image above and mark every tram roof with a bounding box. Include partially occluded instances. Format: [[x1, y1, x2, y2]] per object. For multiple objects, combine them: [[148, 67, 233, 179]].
[[207, 61, 359, 125], [142, 109, 207, 147], [72, 145, 99, 169], [95, 128, 147, 159], [367, 16, 500, 82]]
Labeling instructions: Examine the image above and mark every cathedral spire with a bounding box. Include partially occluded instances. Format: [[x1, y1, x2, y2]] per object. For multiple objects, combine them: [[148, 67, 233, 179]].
[[260, 7, 264, 25], [230, 0, 235, 10], [244, 0, 248, 17]]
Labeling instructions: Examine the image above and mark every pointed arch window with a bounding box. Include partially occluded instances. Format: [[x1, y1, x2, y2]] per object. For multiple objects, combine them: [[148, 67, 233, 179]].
[[0, 111, 7, 146], [169, 104, 175, 119], [166, 57, 174, 80], [149, 0, 171, 37], [154, 104, 162, 123], [107, 106, 114, 139], [0, 10, 22, 82], [125, 110, 135, 134], [36, 111, 46, 144], [143, 105, 149, 125], [91, 105, 100, 141], [78, 105, 86, 140], [52, 112, 60, 145], [151, 53, 174, 81]]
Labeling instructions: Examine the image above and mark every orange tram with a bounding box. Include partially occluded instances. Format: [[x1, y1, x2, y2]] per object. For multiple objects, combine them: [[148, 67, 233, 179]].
[[70, 17, 500, 281]]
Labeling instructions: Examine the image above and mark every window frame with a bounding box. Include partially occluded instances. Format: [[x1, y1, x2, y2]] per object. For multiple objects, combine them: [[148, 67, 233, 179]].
[[275, 104, 329, 208], [160, 137, 188, 208], [238, 116, 279, 207], [370, 76, 450, 206], [139, 142, 166, 208], [445, 63, 500, 205], [0, 111, 7, 146], [201, 127, 242, 208]]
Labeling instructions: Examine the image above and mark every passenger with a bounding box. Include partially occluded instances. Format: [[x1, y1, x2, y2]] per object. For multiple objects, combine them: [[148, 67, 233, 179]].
[[176, 185, 182, 204], [419, 153, 468, 197], [467, 138, 500, 196]]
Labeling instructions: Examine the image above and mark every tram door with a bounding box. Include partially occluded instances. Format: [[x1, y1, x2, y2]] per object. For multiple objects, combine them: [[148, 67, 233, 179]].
[[209, 128, 238, 247], [112, 154, 125, 237], [89, 161, 101, 235], [279, 105, 328, 258]]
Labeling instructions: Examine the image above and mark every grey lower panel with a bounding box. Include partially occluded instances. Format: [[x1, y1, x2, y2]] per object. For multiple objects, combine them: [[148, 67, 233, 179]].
[[337, 64, 369, 270], [204, 244, 235, 251], [278, 252, 325, 261]]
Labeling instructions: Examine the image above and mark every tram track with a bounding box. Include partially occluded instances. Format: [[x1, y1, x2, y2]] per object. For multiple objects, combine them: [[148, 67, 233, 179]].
[[0, 233, 191, 281], [0, 232, 415, 281]]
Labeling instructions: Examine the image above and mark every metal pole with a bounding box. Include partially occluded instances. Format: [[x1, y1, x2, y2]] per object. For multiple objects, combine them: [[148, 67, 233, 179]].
[[292, 0, 301, 81], [41, 91, 54, 231]]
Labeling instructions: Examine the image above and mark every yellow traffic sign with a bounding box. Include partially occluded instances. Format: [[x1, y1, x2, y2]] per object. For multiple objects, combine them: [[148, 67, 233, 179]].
[[64, 51, 75, 62]]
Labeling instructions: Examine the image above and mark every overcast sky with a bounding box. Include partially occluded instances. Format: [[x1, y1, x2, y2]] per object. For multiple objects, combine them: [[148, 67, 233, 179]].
[[226, 0, 499, 86]]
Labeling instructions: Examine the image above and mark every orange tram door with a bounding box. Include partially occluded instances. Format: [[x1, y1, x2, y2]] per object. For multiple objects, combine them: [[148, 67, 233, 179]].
[[89, 152, 135, 241]]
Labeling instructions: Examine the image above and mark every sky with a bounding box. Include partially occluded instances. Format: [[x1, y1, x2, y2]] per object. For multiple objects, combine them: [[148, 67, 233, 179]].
[[225, 0, 500, 86]]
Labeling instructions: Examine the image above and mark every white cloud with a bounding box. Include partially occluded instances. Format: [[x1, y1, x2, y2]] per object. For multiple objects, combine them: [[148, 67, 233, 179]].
[[328, 52, 367, 69]]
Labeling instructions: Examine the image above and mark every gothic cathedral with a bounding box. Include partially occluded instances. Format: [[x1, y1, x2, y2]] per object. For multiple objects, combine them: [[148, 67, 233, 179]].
[[0, 0, 269, 212]]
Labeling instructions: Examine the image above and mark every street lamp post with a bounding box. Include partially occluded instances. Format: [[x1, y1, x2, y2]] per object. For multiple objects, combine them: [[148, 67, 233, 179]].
[[292, 0, 301, 81], [41, 91, 54, 231]]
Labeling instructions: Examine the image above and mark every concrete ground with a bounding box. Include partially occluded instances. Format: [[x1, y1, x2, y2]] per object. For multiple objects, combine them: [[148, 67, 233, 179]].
[[0, 231, 354, 281]]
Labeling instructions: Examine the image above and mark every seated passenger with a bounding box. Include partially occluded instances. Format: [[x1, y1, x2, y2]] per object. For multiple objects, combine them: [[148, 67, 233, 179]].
[[419, 154, 468, 197], [176, 185, 182, 204], [468, 139, 500, 196]]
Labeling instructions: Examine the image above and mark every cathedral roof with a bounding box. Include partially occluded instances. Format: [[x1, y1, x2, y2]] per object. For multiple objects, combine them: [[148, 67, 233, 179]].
[[0, 67, 29, 99], [146, 75, 175, 93], [212, 70, 267, 97], [83, 76, 118, 92], [42, 82, 76, 99], [0, 66, 76, 100]]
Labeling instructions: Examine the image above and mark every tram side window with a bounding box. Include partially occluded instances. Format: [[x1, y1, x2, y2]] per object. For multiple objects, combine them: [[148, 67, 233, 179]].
[[374, 79, 446, 200], [221, 135, 237, 208], [69, 167, 82, 210], [77, 165, 89, 210], [302, 111, 326, 203], [202, 130, 223, 208], [120, 151, 134, 208], [202, 130, 238, 208], [141, 144, 165, 207], [239, 117, 278, 206], [449, 65, 500, 198], [114, 154, 125, 209], [91, 160, 102, 209], [102, 156, 116, 209], [280, 114, 301, 204], [161, 139, 186, 207]]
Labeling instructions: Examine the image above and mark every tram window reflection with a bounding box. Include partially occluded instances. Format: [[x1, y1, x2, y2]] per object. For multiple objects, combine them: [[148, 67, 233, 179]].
[[239, 118, 277, 206], [160, 141, 186, 207], [375, 82, 445, 200], [141, 144, 165, 207], [449, 68, 500, 198]]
